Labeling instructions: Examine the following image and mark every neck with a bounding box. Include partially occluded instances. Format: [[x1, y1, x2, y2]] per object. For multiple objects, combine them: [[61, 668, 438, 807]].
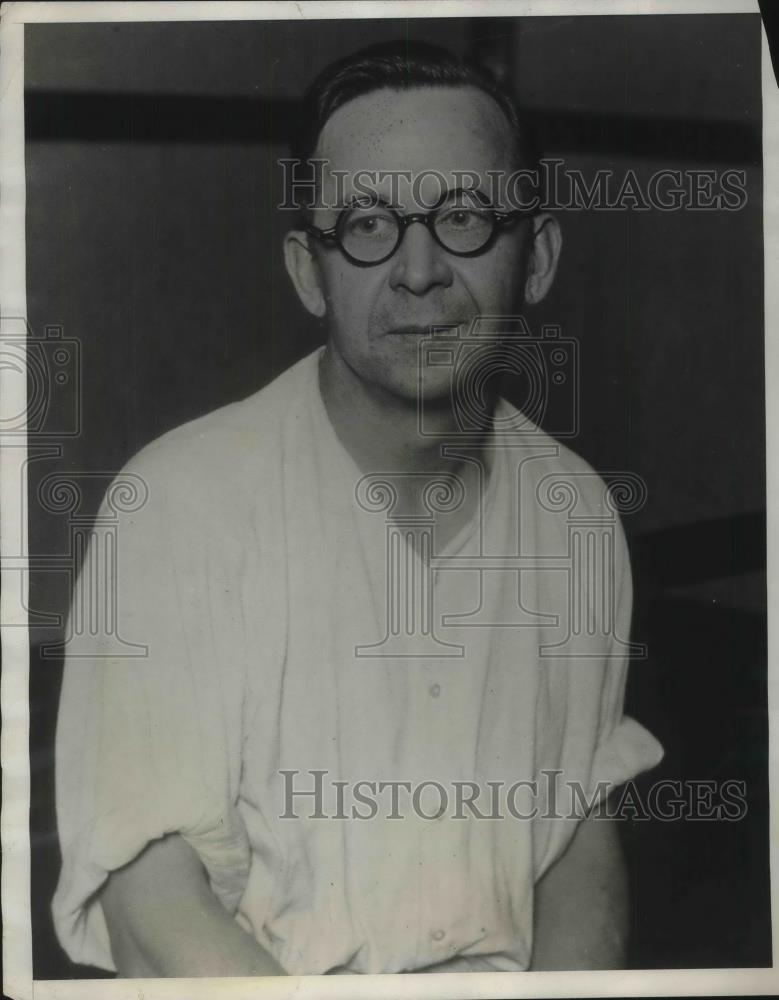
[[318, 343, 495, 476]]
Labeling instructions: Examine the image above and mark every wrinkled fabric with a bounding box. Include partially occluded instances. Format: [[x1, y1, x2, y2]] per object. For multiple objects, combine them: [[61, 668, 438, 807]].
[[53, 347, 663, 974]]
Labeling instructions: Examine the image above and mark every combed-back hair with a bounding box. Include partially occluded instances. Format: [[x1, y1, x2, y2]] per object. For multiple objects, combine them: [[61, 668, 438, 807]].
[[290, 39, 541, 207]]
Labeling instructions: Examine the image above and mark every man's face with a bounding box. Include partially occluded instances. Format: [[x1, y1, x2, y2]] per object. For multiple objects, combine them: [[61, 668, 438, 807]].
[[307, 85, 534, 401]]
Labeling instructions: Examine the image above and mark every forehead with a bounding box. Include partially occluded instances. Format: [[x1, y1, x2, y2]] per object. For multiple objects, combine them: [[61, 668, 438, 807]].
[[316, 85, 515, 179]]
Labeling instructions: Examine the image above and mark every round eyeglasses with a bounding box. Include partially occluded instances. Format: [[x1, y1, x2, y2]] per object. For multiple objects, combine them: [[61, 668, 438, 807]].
[[305, 199, 534, 267]]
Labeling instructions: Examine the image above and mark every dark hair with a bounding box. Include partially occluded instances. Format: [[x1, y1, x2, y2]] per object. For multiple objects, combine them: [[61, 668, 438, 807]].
[[291, 39, 540, 183]]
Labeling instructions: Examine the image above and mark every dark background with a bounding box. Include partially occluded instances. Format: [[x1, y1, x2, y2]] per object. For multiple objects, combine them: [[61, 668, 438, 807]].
[[24, 14, 768, 977]]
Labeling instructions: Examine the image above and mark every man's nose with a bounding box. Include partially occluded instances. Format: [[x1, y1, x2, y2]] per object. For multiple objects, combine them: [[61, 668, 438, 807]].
[[388, 222, 453, 295]]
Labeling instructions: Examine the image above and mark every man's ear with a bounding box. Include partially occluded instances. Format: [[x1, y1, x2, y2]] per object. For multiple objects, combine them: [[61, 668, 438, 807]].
[[283, 230, 327, 318], [524, 213, 563, 305]]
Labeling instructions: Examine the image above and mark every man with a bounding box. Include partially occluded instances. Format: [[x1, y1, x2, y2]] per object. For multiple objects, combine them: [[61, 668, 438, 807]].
[[52, 41, 663, 977]]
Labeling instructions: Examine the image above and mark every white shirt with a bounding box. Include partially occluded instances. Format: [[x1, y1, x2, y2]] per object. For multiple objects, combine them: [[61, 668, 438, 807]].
[[53, 347, 663, 974]]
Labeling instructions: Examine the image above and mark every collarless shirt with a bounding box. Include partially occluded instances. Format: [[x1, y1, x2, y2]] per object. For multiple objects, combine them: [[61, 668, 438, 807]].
[[53, 347, 663, 974]]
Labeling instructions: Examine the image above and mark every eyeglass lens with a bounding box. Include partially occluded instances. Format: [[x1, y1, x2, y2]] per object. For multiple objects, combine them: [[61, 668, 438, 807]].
[[338, 201, 496, 262]]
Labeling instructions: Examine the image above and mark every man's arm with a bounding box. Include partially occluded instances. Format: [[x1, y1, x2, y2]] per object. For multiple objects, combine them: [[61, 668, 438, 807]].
[[529, 813, 629, 970], [101, 834, 286, 977]]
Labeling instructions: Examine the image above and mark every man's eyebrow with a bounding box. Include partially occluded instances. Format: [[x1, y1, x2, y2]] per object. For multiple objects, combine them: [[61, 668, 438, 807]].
[[336, 186, 492, 211], [435, 186, 491, 208], [341, 191, 392, 209]]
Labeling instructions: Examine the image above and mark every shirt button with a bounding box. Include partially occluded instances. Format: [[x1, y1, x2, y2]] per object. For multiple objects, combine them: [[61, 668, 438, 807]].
[[429, 683, 441, 698], [432, 929, 445, 942]]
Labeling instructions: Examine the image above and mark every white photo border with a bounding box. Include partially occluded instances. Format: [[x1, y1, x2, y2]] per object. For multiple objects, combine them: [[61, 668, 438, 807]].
[[1, 2, 775, 998]]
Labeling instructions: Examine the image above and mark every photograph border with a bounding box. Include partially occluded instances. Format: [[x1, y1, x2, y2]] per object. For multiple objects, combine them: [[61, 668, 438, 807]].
[[2, 2, 777, 998]]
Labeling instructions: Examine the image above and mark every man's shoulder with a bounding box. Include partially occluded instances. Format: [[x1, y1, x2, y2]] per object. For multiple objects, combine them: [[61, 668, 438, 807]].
[[119, 349, 319, 498]]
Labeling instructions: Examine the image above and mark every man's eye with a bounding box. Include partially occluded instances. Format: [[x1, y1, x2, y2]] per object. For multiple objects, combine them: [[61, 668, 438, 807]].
[[439, 209, 484, 229], [355, 217, 379, 232], [346, 213, 394, 236]]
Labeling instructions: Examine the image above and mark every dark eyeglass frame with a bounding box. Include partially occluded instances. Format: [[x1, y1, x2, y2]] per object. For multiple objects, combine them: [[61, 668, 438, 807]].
[[304, 199, 536, 268]]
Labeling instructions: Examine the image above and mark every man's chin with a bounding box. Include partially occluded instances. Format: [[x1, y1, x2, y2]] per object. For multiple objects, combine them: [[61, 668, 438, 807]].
[[373, 368, 454, 408]]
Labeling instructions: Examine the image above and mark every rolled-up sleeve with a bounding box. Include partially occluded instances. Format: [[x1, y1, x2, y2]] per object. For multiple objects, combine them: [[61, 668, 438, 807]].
[[586, 518, 664, 796], [52, 450, 251, 971], [533, 511, 664, 881]]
